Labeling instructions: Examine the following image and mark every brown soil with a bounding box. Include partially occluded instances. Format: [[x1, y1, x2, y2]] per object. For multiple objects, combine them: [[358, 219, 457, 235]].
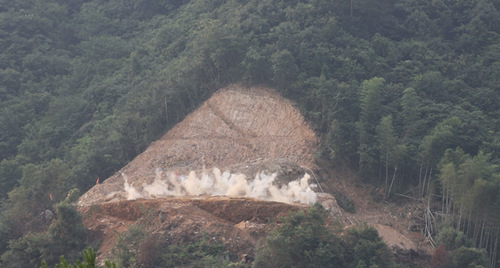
[[77, 84, 431, 265], [317, 166, 432, 254], [81, 196, 304, 262], [79, 85, 318, 207]]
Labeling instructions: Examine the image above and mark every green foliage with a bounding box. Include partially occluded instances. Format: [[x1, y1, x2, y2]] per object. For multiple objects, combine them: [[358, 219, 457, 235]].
[[357, 77, 386, 176], [161, 236, 229, 268], [452, 246, 488, 268], [359, 77, 385, 125], [437, 149, 500, 266], [1, 0, 500, 264], [1, 197, 87, 267], [344, 222, 391, 268], [420, 117, 462, 167], [1, 232, 50, 268], [333, 190, 356, 213], [253, 204, 393, 268], [0, 159, 21, 200], [253, 203, 345, 267], [41, 247, 117, 268], [45, 199, 87, 263], [437, 227, 470, 251], [435, 226, 491, 268], [110, 226, 233, 268], [110, 226, 145, 268]]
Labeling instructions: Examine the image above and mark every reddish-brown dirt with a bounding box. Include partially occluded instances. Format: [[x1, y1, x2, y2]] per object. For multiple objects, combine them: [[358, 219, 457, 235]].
[[79, 85, 318, 207], [319, 166, 432, 254], [77, 84, 431, 265], [81, 196, 304, 262]]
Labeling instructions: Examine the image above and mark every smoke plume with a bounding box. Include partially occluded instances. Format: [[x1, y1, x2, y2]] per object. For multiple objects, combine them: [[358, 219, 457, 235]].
[[122, 168, 317, 204]]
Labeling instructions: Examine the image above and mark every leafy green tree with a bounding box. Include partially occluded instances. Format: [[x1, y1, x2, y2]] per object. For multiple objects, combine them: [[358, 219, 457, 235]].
[[0, 159, 21, 200], [241, 47, 270, 84], [419, 117, 461, 195], [253, 203, 345, 268], [1, 193, 87, 267], [0, 0, 500, 264], [111, 226, 144, 268], [110, 226, 233, 268], [270, 49, 299, 93], [358, 77, 385, 176], [344, 222, 391, 268], [437, 226, 470, 251], [41, 247, 117, 268], [0, 158, 72, 243], [376, 115, 396, 191], [400, 87, 420, 135], [452, 246, 488, 268], [44, 197, 87, 264], [1, 232, 50, 268]]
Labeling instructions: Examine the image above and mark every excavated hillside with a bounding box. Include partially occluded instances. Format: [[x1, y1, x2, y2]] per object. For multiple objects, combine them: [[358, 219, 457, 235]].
[[78, 85, 430, 265], [79, 85, 319, 207]]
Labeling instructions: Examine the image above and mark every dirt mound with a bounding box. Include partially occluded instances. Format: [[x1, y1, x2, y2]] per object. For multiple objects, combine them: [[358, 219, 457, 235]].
[[81, 197, 306, 262], [79, 85, 318, 207], [373, 224, 417, 251]]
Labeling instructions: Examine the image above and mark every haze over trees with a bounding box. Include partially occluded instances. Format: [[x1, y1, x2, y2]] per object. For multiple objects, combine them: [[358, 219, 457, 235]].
[[0, 0, 499, 266]]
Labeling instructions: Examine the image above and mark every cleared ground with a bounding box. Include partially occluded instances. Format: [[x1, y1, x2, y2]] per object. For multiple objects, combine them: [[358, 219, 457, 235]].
[[78, 84, 430, 264]]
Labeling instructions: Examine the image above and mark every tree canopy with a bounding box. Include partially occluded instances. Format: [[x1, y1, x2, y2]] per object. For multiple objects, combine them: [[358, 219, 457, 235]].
[[1, 0, 499, 266]]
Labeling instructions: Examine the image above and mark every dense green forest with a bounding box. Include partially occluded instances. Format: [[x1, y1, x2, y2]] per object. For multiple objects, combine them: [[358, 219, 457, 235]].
[[1, 0, 499, 266]]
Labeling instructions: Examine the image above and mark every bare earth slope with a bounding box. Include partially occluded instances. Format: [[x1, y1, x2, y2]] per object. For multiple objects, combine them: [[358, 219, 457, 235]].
[[81, 196, 304, 262], [78, 84, 429, 265], [79, 85, 318, 207]]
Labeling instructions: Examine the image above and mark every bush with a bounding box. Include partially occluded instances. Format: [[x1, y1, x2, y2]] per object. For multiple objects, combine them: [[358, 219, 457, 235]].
[[452, 246, 487, 268], [111, 226, 145, 268], [437, 227, 469, 251], [41, 247, 117, 268], [253, 203, 345, 268], [1, 197, 88, 267], [161, 236, 230, 267], [435, 227, 488, 268], [253, 204, 396, 268], [333, 190, 356, 213], [1, 232, 50, 267], [111, 227, 233, 268], [345, 222, 391, 268]]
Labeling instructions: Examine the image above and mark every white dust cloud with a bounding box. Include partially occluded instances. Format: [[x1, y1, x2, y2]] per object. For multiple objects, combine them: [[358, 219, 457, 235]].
[[122, 168, 317, 204]]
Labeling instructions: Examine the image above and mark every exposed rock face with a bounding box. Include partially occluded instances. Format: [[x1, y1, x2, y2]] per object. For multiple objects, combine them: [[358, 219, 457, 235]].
[[78, 85, 319, 207]]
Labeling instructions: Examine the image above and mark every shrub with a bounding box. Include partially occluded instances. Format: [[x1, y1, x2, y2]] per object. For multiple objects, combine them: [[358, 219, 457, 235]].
[[253, 203, 345, 268], [436, 227, 469, 251], [345, 222, 390, 268], [452, 246, 487, 268]]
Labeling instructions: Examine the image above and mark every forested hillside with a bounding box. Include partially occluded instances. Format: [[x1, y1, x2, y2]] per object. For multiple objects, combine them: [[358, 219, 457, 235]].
[[1, 0, 499, 267]]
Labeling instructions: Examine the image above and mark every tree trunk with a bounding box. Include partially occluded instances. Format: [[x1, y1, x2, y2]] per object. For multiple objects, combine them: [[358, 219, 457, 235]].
[[350, 0, 353, 17], [458, 205, 463, 232], [385, 147, 389, 192], [421, 167, 427, 197], [419, 160, 424, 195], [387, 166, 397, 199], [164, 97, 169, 126]]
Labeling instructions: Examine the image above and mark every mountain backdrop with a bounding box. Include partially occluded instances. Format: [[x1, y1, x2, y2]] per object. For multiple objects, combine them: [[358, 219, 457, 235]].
[[1, 0, 500, 267]]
